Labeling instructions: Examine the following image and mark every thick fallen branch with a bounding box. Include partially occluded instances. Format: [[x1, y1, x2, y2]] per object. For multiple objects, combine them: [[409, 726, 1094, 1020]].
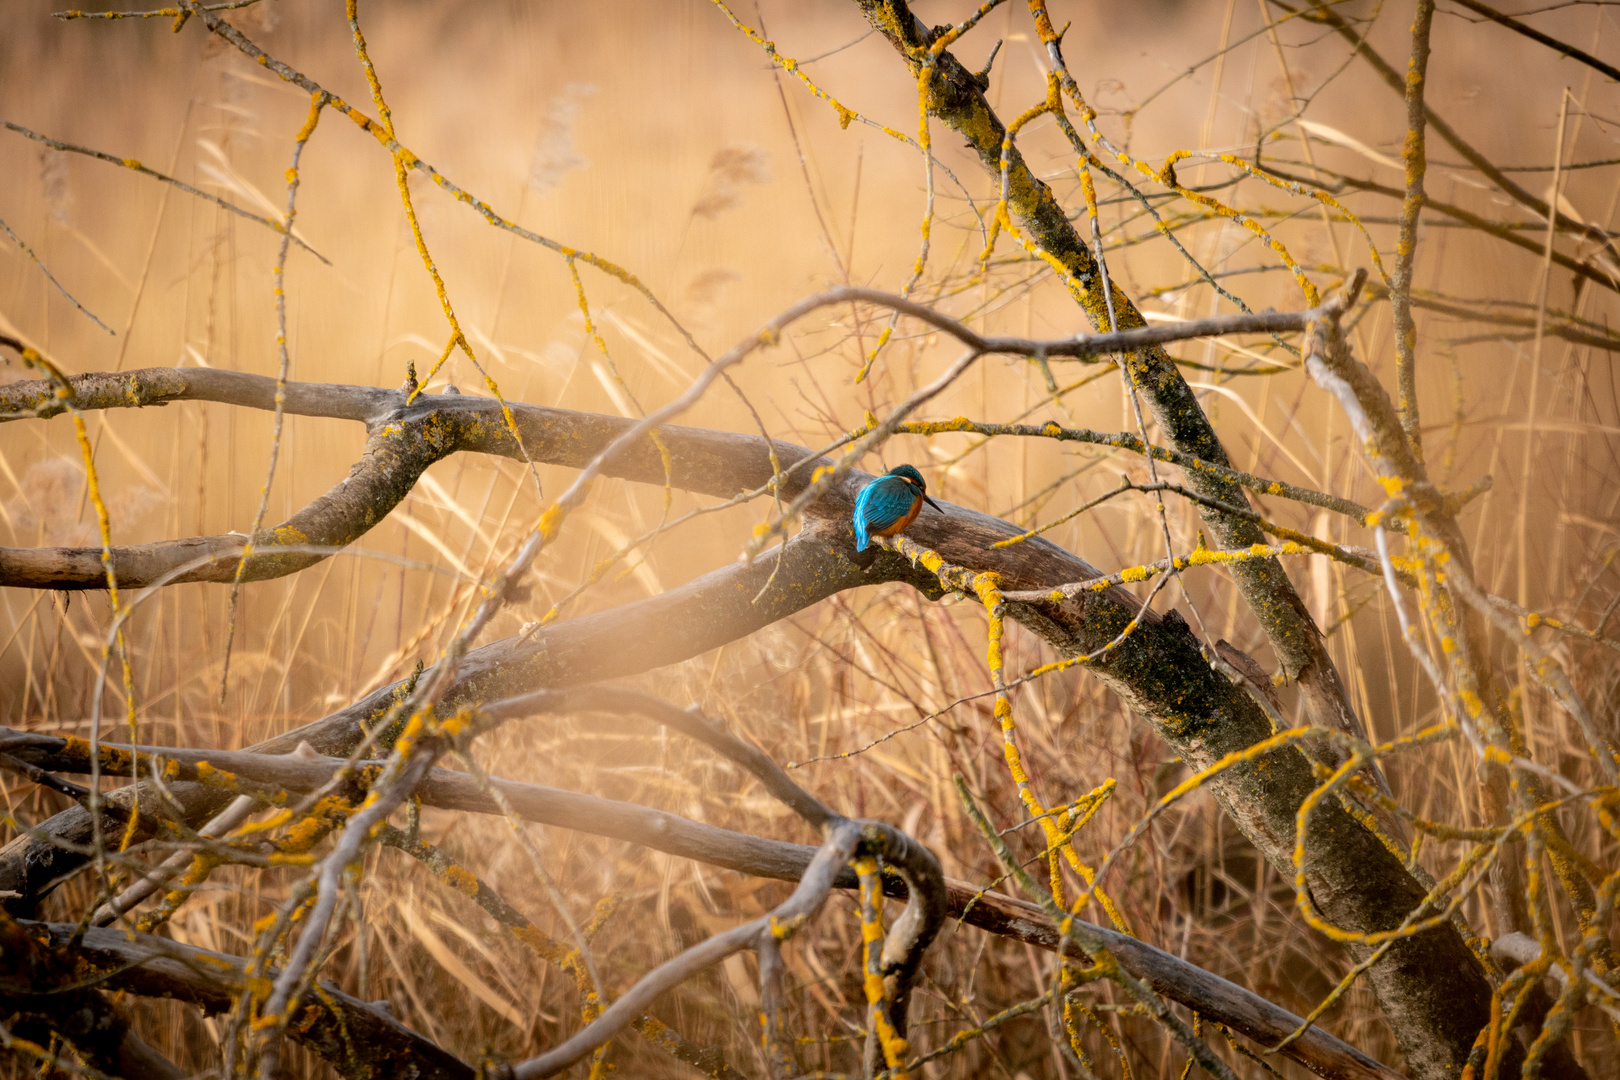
[[2, 724, 1404, 1080], [15, 920, 474, 1080], [0, 913, 183, 1080]]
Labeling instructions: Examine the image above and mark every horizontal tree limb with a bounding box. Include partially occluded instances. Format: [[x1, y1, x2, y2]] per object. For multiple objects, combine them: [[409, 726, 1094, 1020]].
[[0, 363, 1366, 593], [0, 376, 811, 589], [1, 724, 1402, 1080], [0, 286, 1333, 590], [0, 288, 1327, 427]]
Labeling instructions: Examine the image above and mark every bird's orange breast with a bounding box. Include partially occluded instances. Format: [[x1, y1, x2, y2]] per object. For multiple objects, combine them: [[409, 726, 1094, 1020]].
[[869, 497, 922, 538]]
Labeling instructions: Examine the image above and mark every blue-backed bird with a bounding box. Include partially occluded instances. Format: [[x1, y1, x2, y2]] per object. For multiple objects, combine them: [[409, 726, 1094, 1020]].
[[850, 464, 943, 568]]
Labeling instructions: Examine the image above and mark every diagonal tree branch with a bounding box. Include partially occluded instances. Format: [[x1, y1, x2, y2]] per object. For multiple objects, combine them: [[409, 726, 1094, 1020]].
[[843, 5, 1495, 1074], [1446, 0, 1620, 84]]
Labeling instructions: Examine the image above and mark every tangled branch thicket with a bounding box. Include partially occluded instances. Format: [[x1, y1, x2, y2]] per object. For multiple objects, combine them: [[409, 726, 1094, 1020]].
[[1, 1, 1617, 1078]]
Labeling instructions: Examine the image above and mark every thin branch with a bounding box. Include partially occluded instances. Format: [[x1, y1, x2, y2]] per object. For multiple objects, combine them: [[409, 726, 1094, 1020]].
[[1, 119, 328, 262], [1288, 0, 1617, 248], [1392, 0, 1435, 458], [1446, 0, 1620, 84], [0, 217, 115, 334]]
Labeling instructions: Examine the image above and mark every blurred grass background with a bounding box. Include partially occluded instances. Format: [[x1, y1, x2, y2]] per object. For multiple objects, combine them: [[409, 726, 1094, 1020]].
[[2, 1, 1618, 1075]]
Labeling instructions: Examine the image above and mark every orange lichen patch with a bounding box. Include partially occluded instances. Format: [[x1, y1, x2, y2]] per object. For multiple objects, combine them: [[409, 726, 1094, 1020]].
[[291, 1004, 323, 1036], [511, 924, 569, 965], [536, 502, 568, 542], [769, 912, 810, 941], [443, 864, 480, 898], [195, 760, 238, 788], [280, 811, 334, 852], [435, 707, 474, 740]]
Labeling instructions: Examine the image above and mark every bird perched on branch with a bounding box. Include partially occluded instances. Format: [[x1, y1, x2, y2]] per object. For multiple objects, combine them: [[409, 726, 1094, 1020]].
[[850, 463, 943, 568]]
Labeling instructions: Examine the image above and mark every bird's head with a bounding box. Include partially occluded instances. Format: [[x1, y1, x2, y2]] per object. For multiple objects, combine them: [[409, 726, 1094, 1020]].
[[885, 464, 944, 512]]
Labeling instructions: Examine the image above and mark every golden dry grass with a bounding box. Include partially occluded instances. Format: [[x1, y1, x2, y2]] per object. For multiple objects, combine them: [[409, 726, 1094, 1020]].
[[2, 1, 1618, 1076]]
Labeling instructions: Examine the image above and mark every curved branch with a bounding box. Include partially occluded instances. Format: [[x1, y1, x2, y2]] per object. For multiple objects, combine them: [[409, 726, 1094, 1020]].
[[1, 286, 1336, 591], [0, 420, 441, 588], [857, 817, 948, 1077], [506, 821, 862, 1080], [0, 290, 1335, 430], [490, 689, 947, 1069]]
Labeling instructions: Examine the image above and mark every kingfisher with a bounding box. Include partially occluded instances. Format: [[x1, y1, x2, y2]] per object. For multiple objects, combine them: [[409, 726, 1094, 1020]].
[[850, 464, 943, 567]]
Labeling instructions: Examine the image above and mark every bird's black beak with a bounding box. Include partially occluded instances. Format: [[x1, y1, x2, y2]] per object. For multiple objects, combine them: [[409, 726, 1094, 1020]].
[[923, 494, 945, 513]]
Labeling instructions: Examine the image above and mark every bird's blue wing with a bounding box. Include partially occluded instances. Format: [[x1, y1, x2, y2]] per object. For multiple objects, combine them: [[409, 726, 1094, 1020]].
[[854, 476, 918, 549]]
